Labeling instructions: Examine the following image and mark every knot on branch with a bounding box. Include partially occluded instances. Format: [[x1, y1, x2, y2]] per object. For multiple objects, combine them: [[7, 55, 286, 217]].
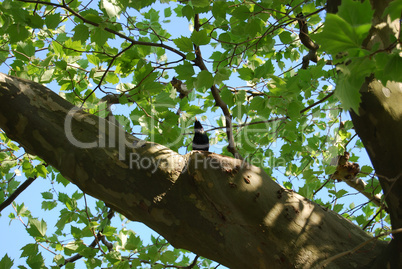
[[333, 152, 360, 181], [171, 77, 191, 99]]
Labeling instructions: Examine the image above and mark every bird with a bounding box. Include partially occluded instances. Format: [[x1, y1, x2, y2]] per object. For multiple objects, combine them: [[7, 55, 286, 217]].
[[192, 119, 209, 151]]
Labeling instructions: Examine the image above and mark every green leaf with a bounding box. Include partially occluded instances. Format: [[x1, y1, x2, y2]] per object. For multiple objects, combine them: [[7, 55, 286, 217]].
[[231, 5, 250, 21], [27, 253, 45, 269], [383, 53, 402, 83], [337, 0, 374, 27], [27, 14, 44, 29], [335, 57, 375, 113], [64, 241, 80, 256], [41, 201, 57, 211], [73, 24, 90, 43], [237, 67, 254, 81], [105, 251, 121, 263], [191, 30, 211, 46], [337, 189, 348, 198], [245, 18, 263, 37], [325, 165, 337, 175], [195, 70, 214, 90], [71, 226, 82, 239], [53, 254, 65, 266], [41, 192, 53, 200], [192, 0, 209, 8], [27, 219, 47, 237], [185, 105, 205, 115], [56, 173, 70, 187], [214, 67, 231, 84], [52, 41, 64, 57], [35, 164, 47, 177], [360, 165, 373, 174], [55, 60, 67, 70], [182, 5, 194, 21], [279, 31, 293, 44], [87, 54, 100, 66], [15, 203, 29, 217], [41, 69, 55, 83], [7, 24, 30, 43], [212, 1, 228, 19], [106, 72, 119, 84], [220, 87, 234, 107], [173, 36, 193, 52], [16, 41, 35, 59], [26, 253, 45, 269], [155, 91, 176, 106], [333, 203, 344, 213], [186, 52, 196, 60], [174, 61, 195, 79], [164, 7, 172, 17], [20, 243, 39, 258], [80, 246, 99, 259], [45, 13, 61, 29], [288, 100, 302, 118], [313, 13, 370, 54], [255, 60, 274, 79], [1, 160, 17, 173], [125, 234, 142, 250], [7, 179, 20, 193], [81, 8, 103, 23], [249, 96, 264, 110], [0, 254, 13, 269], [91, 27, 114, 46], [160, 250, 177, 264], [102, 225, 117, 237], [383, 0, 402, 20]]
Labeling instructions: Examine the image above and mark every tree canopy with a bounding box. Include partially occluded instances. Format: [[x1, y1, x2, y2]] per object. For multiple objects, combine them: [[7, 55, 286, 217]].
[[0, 0, 401, 268]]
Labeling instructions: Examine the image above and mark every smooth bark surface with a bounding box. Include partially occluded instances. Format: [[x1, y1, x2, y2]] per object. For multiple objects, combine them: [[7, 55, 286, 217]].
[[0, 73, 387, 268], [349, 0, 402, 266]]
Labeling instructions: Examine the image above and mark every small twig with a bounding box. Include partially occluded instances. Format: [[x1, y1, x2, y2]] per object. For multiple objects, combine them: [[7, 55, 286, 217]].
[[0, 176, 37, 213], [60, 207, 115, 267], [344, 133, 357, 149], [185, 255, 199, 268], [60, 235, 100, 267], [300, 91, 334, 114], [362, 206, 386, 231], [81, 43, 134, 106], [313, 177, 332, 197], [17, 0, 187, 59], [11, 202, 57, 255], [193, 13, 243, 160]]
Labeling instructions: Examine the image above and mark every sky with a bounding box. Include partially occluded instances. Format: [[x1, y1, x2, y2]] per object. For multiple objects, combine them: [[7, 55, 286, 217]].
[[0, 1, 382, 268]]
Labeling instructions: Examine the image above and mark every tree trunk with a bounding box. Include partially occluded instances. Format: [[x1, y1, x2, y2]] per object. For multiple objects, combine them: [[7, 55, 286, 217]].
[[0, 73, 387, 268], [349, 0, 402, 267]]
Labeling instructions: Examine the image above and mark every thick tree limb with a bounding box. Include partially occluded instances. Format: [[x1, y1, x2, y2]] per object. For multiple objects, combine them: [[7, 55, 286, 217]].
[[347, 0, 402, 266], [0, 73, 388, 268]]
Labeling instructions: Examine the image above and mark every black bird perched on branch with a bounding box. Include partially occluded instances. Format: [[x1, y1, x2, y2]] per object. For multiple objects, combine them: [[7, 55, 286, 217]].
[[192, 119, 209, 151]]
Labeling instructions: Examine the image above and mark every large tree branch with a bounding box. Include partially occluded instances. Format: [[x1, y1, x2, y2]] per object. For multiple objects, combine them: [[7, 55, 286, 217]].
[[347, 0, 402, 265], [0, 73, 387, 268]]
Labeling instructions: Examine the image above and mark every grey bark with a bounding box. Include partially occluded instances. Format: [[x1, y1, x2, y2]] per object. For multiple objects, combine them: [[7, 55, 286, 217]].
[[348, 0, 402, 267], [0, 73, 387, 268]]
